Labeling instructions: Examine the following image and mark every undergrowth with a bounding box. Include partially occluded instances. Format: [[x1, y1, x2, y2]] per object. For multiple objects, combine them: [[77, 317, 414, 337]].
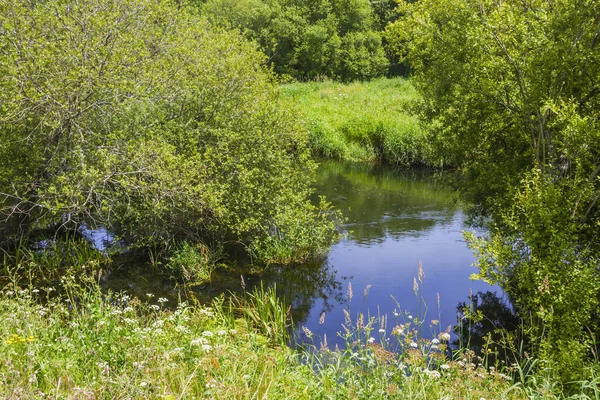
[[1, 257, 599, 398]]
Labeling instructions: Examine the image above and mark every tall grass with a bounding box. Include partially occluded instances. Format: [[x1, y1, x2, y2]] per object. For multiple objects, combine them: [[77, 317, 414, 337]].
[[2, 255, 600, 398], [281, 77, 437, 166]]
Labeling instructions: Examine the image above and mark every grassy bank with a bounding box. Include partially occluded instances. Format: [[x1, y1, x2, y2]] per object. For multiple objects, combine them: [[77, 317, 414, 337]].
[[2, 262, 599, 398], [281, 78, 436, 166]]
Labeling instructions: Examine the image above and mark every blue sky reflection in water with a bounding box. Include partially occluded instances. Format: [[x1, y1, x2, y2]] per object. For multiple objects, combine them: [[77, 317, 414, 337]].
[[297, 161, 500, 347]]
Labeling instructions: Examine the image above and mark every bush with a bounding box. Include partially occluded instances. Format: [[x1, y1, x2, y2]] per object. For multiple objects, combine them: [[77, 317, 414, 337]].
[[0, 0, 338, 264]]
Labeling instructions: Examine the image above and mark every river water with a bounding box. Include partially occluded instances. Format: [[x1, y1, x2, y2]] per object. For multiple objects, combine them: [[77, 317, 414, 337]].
[[100, 160, 500, 346], [280, 161, 499, 346]]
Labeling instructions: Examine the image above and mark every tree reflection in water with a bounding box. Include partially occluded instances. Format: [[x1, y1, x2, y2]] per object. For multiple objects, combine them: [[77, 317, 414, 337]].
[[454, 291, 526, 366]]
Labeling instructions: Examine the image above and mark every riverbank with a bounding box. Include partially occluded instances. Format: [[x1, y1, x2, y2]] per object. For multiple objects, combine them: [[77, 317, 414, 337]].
[[281, 78, 437, 167], [0, 272, 518, 399]]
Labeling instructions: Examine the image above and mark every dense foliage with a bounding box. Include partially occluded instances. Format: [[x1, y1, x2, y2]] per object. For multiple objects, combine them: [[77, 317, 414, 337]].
[[387, 0, 600, 380], [0, 0, 338, 264], [201, 0, 389, 81]]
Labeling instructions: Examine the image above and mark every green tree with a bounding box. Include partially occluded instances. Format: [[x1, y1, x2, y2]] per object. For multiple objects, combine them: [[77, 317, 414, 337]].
[[202, 0, 388, 80], [0, 0, 338, 264], [387, 0, 600, 380]]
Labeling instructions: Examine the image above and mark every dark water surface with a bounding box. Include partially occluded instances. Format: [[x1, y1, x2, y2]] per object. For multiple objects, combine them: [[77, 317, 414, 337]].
[[101, 161, 499, 345]]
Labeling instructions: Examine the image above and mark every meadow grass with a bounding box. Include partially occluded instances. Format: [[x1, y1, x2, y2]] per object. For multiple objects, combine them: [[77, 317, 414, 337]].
[[280, 77, 436, 166], [1, 255, 599, 398]]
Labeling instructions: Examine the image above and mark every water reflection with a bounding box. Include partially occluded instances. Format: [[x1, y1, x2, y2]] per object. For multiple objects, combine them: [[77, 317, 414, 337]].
[[99, 160, 498, 349], [454, 291, 521, 365]]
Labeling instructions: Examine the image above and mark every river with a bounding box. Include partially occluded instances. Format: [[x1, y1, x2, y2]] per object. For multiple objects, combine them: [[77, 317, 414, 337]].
[[99, 160, 500, 347]]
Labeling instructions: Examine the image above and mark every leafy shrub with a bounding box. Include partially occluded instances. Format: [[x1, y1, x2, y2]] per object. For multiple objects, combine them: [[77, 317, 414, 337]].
[[0, 0, 338, 264]]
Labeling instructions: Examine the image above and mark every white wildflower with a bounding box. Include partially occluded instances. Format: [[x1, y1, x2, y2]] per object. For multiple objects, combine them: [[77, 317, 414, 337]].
[[149, 305, 160, 311], [191, 338, 208, 346], [157, 298, 168, 304], [217, 330, 227, 336], [410, 342, 418, 349], [368, 337, 375, 343], [202, 331, 214, 337], [201, 344, 213, 352], [431, 338, 440, 344], [424, 369, 441, 379]]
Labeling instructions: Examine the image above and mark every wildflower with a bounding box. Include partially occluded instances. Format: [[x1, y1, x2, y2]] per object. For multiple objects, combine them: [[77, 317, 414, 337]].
[[146, 293, 154, 298], [431, 345, 438, 350], [410, 342, 418, 349], [191, 338, 208, 346], [157, 298, 168, 304], [201, 344, 212, 352], [408, 315, 413, 320], [431, 338, 440, 345], [124, 307, 134, 313], [378, 328, 385, 333], [368, 337, 375, 343], [202, 331, 214, 337], [391, 326, 404, 336], [438, 332, 451, 342], [149, 305, 160, 311], [440, 364, 450, 370], [140, 382, 148, 388], [217, 330, 227, 336], [430, 319, 439, 326], [393, 310, 400, 317], [229, 329, 237, 335], [32, 289, 40, 294], [5, 334, 34, 345], [423, 369, 441, 379], [498, 373, 512, 381]]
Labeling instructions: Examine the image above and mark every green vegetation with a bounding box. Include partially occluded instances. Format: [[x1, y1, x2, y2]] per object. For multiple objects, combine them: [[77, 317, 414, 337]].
[[5, 264, 598, 399], [0, 0, 339, 266], [281, 78, 435, 166], [387, 0, 600, 383], [201, 0, 390, 81]]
